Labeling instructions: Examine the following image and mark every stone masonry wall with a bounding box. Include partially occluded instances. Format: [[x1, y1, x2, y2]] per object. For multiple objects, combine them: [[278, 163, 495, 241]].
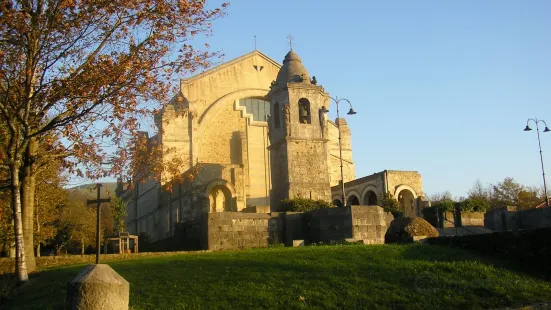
[[350, 206, 394, 244], [485, 207, 551, 232], [207, 212, 283, 251], [308, 206, 393, 244]]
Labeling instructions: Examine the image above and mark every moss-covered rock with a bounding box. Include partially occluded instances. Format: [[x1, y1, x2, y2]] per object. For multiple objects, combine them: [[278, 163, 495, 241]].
[[385, 216, 439, 243]]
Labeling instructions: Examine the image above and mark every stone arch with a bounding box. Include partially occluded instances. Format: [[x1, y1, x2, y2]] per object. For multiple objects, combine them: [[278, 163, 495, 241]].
[[332, 197, 343, 207], [393, 184, 418, 200], [204, 179, 237, 212], [298, 98, 311, 124], [347, 195, 360, 206], [363, 190, 378, 206], [361, 185, 379, 205], [196, 89, 269, 164], [198, 88, 269, 125], [395, 185, 417, 217]]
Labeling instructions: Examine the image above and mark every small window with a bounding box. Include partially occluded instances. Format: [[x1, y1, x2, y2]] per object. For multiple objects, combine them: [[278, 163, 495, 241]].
[[298, 98, 311, 124]]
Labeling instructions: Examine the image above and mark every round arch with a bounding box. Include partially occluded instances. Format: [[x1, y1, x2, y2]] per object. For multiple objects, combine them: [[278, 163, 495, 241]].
[[198, 88, 270, 125], [204, 179, 237, 212], [363, 190, 378, 206], [195, 88, 270, 162], [393, 184, 418, 200], [347, 195, 360, 206], [346, 190, 361, 205], [361, 185, 379, 205]]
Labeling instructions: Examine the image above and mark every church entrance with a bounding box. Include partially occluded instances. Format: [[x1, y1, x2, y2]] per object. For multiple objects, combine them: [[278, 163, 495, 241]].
[[398, 189, 415, 217], [209, 185, 233, 212]]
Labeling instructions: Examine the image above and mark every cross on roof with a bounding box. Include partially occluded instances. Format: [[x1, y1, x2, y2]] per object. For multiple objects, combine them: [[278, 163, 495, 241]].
[[287, 34, 294, 50]]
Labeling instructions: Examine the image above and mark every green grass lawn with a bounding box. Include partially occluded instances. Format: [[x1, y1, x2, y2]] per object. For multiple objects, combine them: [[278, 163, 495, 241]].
[[3, 244, 551, 309]]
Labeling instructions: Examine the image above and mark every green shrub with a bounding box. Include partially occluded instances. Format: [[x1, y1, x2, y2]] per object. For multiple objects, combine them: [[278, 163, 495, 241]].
[[379, 192, 404, 219], [280, 198, 332, 212], [431, 199, 455, 212], [457, 198, 488, 212]]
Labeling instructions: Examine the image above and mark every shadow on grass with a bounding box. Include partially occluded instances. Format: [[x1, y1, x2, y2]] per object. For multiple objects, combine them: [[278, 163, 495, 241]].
[[400, 243, 550, 282], [2, 245, 551, 310]]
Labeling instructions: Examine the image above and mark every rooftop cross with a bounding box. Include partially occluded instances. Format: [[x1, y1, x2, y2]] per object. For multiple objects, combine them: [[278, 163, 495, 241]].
[[287, 34, 294, 50]]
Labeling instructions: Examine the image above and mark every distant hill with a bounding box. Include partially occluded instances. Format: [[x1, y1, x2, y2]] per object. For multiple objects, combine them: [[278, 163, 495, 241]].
[[66, 182, 118, 203]]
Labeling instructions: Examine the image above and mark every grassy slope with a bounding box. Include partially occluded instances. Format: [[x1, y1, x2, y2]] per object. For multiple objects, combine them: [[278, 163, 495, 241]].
[[4, 244, 551, 309]]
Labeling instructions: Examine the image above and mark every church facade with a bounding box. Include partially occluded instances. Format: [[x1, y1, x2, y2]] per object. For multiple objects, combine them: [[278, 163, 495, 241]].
[[121, 50, 424, 243]]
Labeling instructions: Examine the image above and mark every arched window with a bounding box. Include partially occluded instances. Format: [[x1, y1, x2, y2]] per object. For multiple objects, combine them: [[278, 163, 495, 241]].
[[238, 98, 270, 122], [298, 98, 311, 124], [273, 102, 280, 128]]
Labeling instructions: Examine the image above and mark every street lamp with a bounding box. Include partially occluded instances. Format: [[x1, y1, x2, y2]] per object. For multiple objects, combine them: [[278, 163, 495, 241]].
[[524, 118, 550, 208], [326, 96, 356, 207]]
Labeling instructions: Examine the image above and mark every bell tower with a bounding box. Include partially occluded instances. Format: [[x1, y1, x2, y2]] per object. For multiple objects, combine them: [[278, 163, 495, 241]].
[[267, 50, 332, 211]]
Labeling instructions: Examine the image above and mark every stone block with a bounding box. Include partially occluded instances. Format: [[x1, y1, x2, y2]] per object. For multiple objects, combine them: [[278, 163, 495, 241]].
[[411, 235, 427, 243], [67, 264, 129, 310], [292, 240, 305, 247]]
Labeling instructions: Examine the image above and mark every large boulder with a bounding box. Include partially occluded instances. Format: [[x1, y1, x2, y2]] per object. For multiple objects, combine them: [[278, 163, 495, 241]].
[[385, 216, 439, 243]]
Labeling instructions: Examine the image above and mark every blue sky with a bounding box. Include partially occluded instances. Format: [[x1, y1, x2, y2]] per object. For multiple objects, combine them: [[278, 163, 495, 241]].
[[193, 0, 551, 198]]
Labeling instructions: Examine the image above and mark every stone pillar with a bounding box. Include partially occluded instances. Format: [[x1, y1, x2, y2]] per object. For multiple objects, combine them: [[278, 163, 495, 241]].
[[67, 264, 129, 310]]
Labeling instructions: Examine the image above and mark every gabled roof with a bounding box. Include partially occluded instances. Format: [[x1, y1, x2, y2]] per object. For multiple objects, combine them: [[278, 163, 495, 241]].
[[181, 50, 281, 84], [535, 197, 550, 209]]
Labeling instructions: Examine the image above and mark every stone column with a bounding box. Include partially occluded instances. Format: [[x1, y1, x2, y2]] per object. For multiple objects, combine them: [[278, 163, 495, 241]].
[[67, 264, 129, 310]]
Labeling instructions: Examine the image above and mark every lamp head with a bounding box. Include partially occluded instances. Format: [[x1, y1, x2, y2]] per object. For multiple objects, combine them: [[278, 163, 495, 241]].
[[347, 108, 357, 115], [544, 127, 551, 133], [524, 125, 532, 131]]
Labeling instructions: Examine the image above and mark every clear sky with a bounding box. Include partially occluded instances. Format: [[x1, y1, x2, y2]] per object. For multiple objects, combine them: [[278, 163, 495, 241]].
[[194, 0, 550, 198]]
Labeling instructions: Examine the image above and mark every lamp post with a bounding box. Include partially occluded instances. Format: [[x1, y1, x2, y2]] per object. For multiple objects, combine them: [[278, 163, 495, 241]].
[[326, 97, 356, 206], [524, 118, 550, 208]]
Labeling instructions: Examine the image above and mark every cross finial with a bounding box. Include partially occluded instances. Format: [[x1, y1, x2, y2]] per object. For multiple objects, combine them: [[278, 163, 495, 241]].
[[287, 34, 294, 50], [254, 35, 257, 50]]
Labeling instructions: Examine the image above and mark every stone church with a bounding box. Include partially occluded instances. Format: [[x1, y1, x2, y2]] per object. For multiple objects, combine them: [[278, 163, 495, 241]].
[[120, 50, 426, 243]]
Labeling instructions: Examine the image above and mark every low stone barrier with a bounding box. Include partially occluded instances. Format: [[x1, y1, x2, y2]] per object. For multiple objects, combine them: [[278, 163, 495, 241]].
[[427, 227, 551, 280]]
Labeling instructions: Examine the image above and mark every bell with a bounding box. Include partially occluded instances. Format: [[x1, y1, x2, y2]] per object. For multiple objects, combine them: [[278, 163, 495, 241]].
[[299, 106, 308, 117]]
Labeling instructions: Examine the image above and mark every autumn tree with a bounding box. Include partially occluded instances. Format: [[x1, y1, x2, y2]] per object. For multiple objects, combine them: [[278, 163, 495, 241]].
[[34, 160, 66, 257], [55, 201, 96, 256], [110, 196, 127, 233], [0, 0, 227, 282]]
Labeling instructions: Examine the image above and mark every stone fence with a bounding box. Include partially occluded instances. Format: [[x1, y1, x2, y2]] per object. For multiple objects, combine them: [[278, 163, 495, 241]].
[[424, 209, 485, 228], [485, 207, 551, 232], [176, 205, 393, 251]]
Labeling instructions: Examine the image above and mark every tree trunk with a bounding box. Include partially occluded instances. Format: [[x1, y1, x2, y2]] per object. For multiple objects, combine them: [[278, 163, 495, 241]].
[[11, 162, 28, 282], [21, 139, 37, 272], [81, 238, 84, 256], [35, 207, 40, 257], [8, 218, 15, 258]]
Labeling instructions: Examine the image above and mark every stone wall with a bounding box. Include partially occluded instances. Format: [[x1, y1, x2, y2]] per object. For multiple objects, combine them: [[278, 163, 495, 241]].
[[308, 206, 393, 245], [206, 212, 283, 251], [485, 207, 551, 232], [176, 206, 394, 251]]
